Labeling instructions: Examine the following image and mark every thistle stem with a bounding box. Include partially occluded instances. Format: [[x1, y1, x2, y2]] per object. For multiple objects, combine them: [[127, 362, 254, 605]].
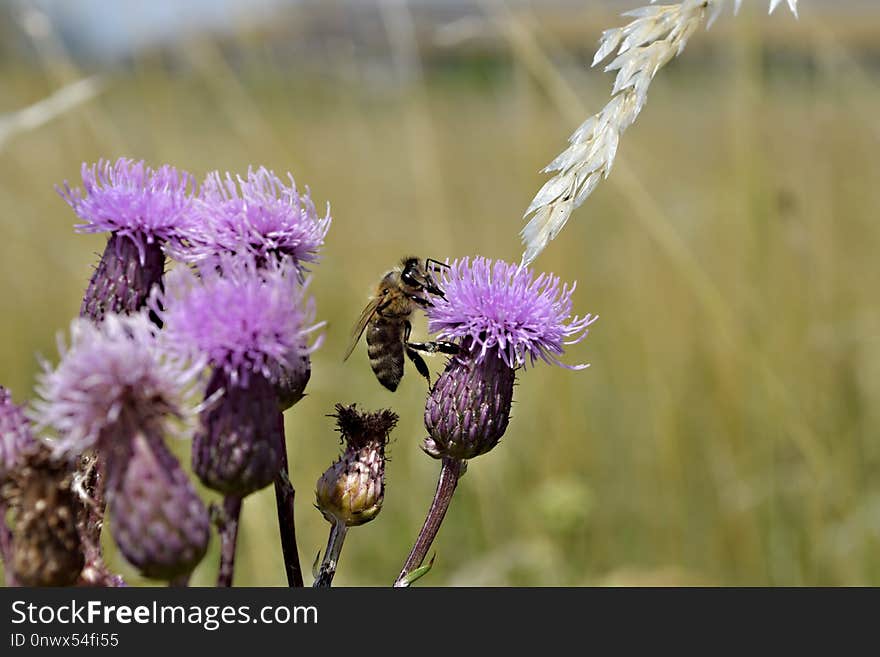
[[274, 412, 304, 587], [78, 556, 126, 587], [217, 495, 242, 587], [78, 451, 106, 571], [313, 520, 348, 588], [394, 457, 464, 587], [168, 573, 190, 587], [75, 453, 126, 588]]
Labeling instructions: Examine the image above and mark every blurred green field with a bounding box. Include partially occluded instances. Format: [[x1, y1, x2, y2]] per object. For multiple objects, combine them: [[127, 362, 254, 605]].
[[2, 6, 880, 586]]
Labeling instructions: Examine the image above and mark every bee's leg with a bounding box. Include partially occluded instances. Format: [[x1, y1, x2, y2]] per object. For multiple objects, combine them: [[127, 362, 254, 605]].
[[403, 321, 431, 385], [406, 347, 431, 385], [408, 340, 459, 355], [374, 297, 395, 317], [424, 260, 448, 298], [408, 293, 432, 308], [437, 341, 458, 354]]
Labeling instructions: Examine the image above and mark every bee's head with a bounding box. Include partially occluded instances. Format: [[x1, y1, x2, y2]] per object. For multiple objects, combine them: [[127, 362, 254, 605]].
[[401, 257, 445, 298]]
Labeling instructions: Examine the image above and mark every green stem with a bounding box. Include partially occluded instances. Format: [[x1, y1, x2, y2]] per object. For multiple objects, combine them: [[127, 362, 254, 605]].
[[168, 572, 190, 587], [394, 457, 464, 587], [274, 412, 304, 587], [313, 520, 348, 588], [217, 495, 242, 587]]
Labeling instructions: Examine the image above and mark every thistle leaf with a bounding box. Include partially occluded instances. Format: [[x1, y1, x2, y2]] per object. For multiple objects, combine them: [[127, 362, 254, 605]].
[[399, 555, 436, 587]]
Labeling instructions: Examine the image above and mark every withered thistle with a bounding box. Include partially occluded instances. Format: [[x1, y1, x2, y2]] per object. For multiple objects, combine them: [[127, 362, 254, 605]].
[[2, 386, 84, 587], [314, 404, 397, 587], [4, 444, 85, 587], [396, 257, 596, 586]]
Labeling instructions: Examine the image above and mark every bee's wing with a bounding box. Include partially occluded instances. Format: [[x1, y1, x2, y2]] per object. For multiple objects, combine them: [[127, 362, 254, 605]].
[[343, 296, 383, 361]]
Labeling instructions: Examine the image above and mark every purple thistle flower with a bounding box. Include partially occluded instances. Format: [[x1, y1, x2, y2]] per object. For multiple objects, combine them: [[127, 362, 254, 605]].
[[426, 257, 597, 370], [0, 386, 38, 482], [34, 313, 203, 458], [159, 255, 323, 389], [34, 312, 209, 581], [58, 158, 198, 260], [58, 158, 198, 322], [171, 167, 330, 273], [159, 256, 324, 496], [422, 257, 597, 460]]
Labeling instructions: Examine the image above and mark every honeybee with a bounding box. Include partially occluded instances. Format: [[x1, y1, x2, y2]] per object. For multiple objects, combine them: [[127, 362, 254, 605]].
[[344, 257, 458, 391]]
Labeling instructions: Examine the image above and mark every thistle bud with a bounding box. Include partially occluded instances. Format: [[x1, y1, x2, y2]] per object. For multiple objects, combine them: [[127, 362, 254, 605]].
[[5, 444, 84, 587], [272, 351, 311, 412], [192, 370, 284, 496], [423, 348, 515, 461], [315, 404, 397, 527], [80, 233, 165, 322], [109, 432, 209, 581]]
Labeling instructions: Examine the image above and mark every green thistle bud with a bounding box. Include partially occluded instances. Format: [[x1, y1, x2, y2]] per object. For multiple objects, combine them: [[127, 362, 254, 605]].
[[315, 404, 397, 528]]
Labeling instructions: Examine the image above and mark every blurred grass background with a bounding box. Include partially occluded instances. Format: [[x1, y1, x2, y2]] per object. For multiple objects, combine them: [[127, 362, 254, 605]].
[[1, 0, 879, 586]]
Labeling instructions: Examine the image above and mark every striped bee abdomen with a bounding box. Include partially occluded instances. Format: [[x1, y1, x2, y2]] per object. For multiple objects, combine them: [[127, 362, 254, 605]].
[[366, 318, 405, 391]]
